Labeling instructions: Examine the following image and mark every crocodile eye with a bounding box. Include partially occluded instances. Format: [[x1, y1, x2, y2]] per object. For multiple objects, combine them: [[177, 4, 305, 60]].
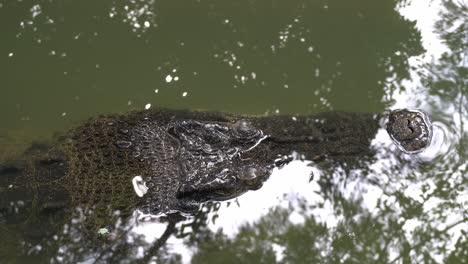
[[238, 167, 261, 187], [234, 120, 252, 132]]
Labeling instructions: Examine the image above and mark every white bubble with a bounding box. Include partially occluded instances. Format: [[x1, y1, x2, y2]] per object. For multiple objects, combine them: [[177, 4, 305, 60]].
[[165, 75, 173, 83], [144, 21, 150, 28], [145, 103, 151, 110], [182, 92, 188, 97], [8, 52, 13, 57], [61, 112, 67, 116], [154, 89, 159, 93], [174, 76, 179, 81]]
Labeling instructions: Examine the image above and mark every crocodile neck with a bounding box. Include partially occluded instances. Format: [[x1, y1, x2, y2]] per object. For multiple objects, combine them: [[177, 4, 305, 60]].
[[246, 111, 380, 163]]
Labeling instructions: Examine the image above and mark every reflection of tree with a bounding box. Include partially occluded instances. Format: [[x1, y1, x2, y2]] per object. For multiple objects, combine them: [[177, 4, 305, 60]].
[[0, 0, 438, 263], [179, 3, 468, 262], [422, 0, 467, 141], [186, 197, 395, 263], [406, 2, 468, 262], [187, 195, 466, 264], [0, 0, 422, 117], [132, 0, 423, 113]]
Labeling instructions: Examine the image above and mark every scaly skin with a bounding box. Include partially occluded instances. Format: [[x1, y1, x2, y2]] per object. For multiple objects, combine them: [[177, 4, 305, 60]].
[[1, 108, 381, 243]]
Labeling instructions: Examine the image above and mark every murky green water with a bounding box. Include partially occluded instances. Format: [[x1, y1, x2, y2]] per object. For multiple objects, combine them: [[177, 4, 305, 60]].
[[0, 0, 466, 263]]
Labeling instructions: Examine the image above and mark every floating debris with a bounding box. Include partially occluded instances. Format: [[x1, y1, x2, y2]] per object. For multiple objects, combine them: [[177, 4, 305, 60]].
[[132, 176, 149, 197], [97, 226, 111, 236]]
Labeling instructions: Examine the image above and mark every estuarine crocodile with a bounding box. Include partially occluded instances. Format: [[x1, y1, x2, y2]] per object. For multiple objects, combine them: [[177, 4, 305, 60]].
[[0, 108, 431, 238]]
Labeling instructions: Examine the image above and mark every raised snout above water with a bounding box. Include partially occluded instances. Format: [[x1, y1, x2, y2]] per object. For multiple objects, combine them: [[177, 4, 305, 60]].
[[386, 109, 432, 153]]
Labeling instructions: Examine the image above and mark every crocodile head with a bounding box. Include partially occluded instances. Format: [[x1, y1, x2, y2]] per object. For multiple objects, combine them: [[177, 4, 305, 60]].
[[131, 117, 271, 215]]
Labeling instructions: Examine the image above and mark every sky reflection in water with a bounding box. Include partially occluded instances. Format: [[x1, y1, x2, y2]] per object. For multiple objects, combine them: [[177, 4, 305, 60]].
[[0, 0, 466, 263]]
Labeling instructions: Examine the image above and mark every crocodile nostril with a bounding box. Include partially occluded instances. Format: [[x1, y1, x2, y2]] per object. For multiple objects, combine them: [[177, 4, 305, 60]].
[[386, 109, 432, 153]]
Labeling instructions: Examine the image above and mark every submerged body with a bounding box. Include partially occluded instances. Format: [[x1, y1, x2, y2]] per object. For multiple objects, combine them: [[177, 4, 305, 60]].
[[1, 109, 380, 227], [0, 108, 435, 262]]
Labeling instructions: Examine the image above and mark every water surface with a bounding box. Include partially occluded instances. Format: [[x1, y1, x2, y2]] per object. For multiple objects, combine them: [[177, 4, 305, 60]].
[[0, 0, 466, 263]]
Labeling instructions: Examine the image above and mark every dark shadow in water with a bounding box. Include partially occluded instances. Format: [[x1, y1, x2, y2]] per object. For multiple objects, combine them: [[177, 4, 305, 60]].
[[0, 0, 421, 133]]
